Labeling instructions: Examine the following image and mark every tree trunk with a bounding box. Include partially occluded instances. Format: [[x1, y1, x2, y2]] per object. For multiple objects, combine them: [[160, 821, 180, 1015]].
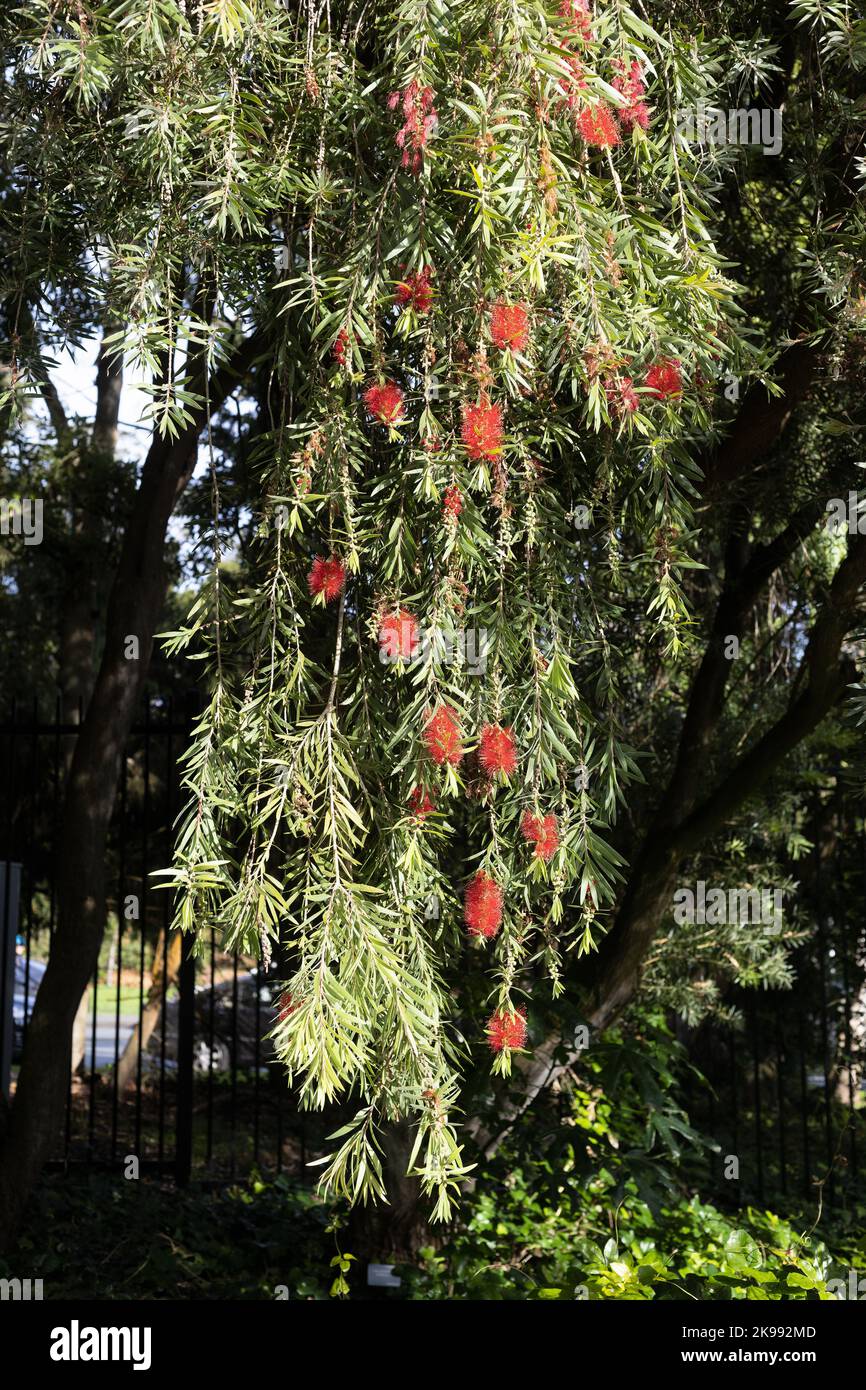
[[70, 992, 90, 1076], [115, 929, 183, 1093], [0, 433, 194, 1245], [57, 328, 124, 731], [0, 332, 257, 1250], [345, 1122, 436, 1266]]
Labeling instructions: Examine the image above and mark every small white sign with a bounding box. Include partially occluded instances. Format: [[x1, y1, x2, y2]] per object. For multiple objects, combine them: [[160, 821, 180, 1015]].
[[367, 1263, 401, 1288]]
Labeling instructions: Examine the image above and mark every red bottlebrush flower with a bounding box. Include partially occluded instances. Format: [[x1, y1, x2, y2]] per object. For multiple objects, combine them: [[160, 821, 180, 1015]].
[[559, 0, 592, 41], [604, 374, 639, 416], [388, 80, 438, 172], [490, 300, 530, 352], [619, 97, 650, 133], [333, 327, 349, 365], [423, 705, 464, 765], [538, 817, 558, 860], [379, 607, 419, 662], [464, 870, 503, 939], [575, 103, 621, 148], [307, 555, 346, 603], [521, 810, 560, 862], [395, 266, 434, 312], [443, 484, 463, 521], [612, 59, 651, 132], [478, 723, 518, 778], [461, 399, 504, 461], [486, 1005, 528, 1051], [364, 380, 405, 425], [277, 991, 301, 1023], [407, 785, 436, 819], [645, 357, 683, 399]]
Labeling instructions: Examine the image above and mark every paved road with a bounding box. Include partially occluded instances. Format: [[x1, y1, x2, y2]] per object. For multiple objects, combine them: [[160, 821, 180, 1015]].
[[79, 1013, 139, 1070]]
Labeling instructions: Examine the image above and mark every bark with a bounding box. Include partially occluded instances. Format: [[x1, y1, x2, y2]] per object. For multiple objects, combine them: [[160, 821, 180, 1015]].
[[115, 929, 183, 1093], [346, 1122, 435, 1265], [699, 342, 819, 499], [0, 331, 259, 1249], [70, 994, 90, 1076]]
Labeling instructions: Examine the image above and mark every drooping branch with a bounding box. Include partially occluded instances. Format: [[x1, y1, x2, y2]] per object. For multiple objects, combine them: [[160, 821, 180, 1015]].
[[467, 327, 839, 1161]]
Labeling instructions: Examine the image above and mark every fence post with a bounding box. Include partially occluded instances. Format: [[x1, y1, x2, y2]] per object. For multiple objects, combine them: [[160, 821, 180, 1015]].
[[0, 862, 22, 1099], [175, 936, 195, 1186], [174, 688, 200, 1186]]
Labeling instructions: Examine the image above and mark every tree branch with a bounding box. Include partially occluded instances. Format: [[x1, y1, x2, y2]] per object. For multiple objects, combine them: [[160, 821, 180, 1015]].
[[9, 300, 71, 447], [701, 341, 820, 497], [660, 491, 829, 825], [674, 533, 866, 854], [91, 324, 124, 456]]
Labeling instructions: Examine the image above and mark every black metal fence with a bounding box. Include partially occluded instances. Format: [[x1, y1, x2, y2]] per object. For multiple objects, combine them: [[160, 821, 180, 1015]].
[[0, 695, 319, 1184], [681, 804, 866, 1213], [2, 697, 864, 1211]]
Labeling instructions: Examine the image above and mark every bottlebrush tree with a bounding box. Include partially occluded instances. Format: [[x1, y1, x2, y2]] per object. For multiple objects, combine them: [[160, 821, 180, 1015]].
[[160, 0, 755, 1218], [2, 0, 865, 1237]]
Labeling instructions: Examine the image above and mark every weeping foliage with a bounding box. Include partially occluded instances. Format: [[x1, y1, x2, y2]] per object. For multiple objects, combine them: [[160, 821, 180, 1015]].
[[2, 0, 864, 1217]]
